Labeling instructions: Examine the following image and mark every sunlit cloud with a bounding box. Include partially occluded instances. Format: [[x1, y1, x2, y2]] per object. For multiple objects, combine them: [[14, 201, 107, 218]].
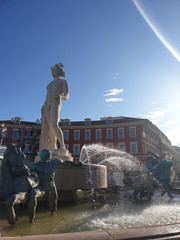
[[133, 0, 180, 62], [144, 109, 168, 119], [104, 88, 123, 97], [139, 107, 169, 123], [105, 98, 123, 103], [159, 120, 175, 128], [164, 124, 180, 147], [104, 88, 124, 103], [139, 105, 180, 146]]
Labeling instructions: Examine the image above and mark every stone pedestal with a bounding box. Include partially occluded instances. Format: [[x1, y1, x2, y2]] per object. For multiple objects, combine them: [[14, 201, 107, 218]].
[[55, 164, 107, 191], [35, 148, 73, 162], [51, 148, 73, 161]]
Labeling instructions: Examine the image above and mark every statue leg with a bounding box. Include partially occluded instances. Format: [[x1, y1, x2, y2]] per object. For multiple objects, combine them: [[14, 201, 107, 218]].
[[50, 104, 65, 149], [6, 192, 28, 224], [28, 188, 45, 223], [161, 179, 173, 198], [48, 186, 58, 215], [49, 126, 57, 149], [40, 115, 49, 150]]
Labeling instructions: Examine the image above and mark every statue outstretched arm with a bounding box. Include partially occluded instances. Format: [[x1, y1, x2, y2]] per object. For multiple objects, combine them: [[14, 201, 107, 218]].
[[53, 158, 64, 167], [53, 159, 82, 168], [148, 151, 160, 159], [147, 151, 160, 165]]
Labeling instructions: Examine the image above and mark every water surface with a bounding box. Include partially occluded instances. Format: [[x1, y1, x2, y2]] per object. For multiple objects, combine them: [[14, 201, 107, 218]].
[[1, 191, 180, 237]]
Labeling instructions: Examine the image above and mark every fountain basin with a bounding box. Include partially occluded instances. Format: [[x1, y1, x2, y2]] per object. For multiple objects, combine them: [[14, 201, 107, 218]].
[[55, 164, 107, 191]]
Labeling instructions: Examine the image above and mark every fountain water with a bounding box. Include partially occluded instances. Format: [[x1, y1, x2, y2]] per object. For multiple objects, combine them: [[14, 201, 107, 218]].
[[80, 144, 143, 188]]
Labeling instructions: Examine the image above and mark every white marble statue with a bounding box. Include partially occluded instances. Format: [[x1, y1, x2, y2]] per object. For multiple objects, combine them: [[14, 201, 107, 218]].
[[39, 63, 69, 152]]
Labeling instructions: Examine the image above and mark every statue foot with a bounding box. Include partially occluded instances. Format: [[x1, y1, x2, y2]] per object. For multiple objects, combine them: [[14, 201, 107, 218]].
[[59, 147, 67, 155], [8, 217, 17, 224], [29, 218, 35, 223]]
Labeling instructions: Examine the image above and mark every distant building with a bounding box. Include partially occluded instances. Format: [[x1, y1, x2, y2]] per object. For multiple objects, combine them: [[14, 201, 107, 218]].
[[0, 116, 173, 163], [172, 146, 180, 179], [172, 146, 180, 161], [0, 117, 41, 161]]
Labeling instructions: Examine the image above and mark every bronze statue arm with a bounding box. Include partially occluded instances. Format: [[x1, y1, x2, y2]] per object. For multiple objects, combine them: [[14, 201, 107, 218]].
[[148, 151, 160, 163]]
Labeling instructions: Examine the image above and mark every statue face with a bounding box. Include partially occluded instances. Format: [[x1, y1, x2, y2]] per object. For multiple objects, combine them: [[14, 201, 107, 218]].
[[40, 149, 51, 162]]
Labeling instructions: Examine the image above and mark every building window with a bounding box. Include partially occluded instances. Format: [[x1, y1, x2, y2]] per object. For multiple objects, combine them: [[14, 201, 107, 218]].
[[12, 129, 19, 139], [107, 128, 113, 139], [74, 130, 80, 140], [107, 143, 114, 148], [25, 130, 33, 138], [36, 130, 41, 138], [84, 118, 92, 125], [62, 119, 71, 126], [118, 128, 124, 138], [85, 130, 91, 140], [24, 144, 32, 153], [130, 142, 138, 153], [96, 129, 101, 140], [118, 142, 125, 151], [84, 121, 91, 126], [13, 117, 22, 125], [73, 144, 80, 155], [106, 119, 113, 124], [63, 122, 70, 126], [63, 130, 69, 141], [130, 127, 136, 138]]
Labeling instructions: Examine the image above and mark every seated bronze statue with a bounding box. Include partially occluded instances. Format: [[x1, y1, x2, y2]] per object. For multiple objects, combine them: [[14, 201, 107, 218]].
[[0, 145, 82, 224], [0, 144, 37, 224], [28, 149, 82, 223]]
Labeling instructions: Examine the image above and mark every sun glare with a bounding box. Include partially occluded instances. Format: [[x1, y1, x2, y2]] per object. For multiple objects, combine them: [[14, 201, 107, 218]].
[[133, 0, 180, 62]]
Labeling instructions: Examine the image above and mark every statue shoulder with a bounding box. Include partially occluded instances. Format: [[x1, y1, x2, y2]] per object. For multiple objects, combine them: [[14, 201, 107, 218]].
[[62, 79, 69, 86], [47, 81, 54, 89]]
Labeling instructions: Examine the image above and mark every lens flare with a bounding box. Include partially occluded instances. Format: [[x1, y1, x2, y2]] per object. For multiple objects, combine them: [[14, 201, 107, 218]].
[[133, 0, 180, 62]]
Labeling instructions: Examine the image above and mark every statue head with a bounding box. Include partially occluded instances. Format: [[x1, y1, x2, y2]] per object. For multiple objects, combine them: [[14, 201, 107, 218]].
[[40, 149, 51, 163], [51, 62, 66, 78]]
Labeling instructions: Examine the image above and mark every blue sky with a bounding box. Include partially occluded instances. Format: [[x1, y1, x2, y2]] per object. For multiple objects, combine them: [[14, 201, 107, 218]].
[[0, 0, 180, 147]]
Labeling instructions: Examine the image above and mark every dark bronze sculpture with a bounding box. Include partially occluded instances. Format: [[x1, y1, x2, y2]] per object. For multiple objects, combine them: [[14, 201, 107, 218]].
[[28, 149, 82, 223], [132, 151, 174, 202], [0, 145, 82, 224], [0, 144, 37, 224]]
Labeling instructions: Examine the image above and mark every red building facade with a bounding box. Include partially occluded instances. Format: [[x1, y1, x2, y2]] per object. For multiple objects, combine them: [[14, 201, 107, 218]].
[[0, 116, 172, 163]]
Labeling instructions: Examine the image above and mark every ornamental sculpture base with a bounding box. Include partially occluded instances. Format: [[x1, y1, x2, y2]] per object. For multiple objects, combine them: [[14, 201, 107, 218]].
[[35, 148, 73, 162]]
